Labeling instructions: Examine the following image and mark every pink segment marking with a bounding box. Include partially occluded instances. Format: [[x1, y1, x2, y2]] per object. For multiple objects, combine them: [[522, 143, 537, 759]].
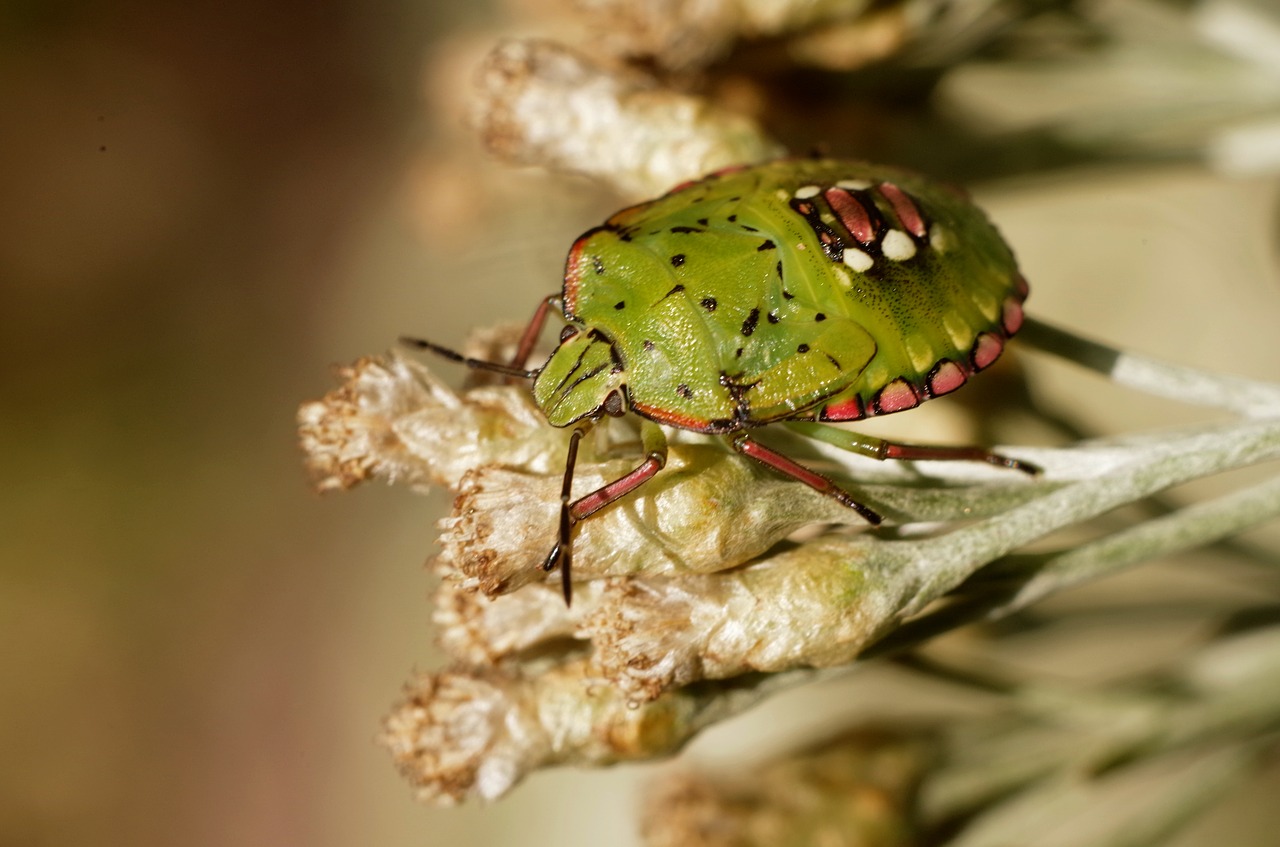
[[878, 182, 927, 238], [824, 188, 876, 243], [971, 333, 1004, 371], [1002, 297, 1024, 335], [927, 360, 968, 396], [873, 379, 920, 415], [820, 396, 865, 421], [1014, 272, 1030, 298]]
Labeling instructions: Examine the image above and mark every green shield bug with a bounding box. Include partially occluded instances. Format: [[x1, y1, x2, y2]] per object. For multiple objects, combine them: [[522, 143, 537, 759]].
[[405, 159, 1035, 603]]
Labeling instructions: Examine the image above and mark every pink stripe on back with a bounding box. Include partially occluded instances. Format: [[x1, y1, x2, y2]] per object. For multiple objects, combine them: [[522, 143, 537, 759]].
[[824, 188, 876, 243], [878, 182, 927, 238]]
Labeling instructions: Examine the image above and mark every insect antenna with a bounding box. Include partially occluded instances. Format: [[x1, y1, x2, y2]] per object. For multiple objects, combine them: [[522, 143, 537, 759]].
[[399, 336, 538, 379]]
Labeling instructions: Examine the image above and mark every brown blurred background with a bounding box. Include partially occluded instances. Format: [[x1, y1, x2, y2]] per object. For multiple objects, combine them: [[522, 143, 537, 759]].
[[0, 2, 503, 844], [3, 0, 1279, 845]]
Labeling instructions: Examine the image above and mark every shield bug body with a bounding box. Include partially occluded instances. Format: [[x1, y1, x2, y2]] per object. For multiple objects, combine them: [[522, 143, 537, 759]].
[[406, 159, 1033, 602]]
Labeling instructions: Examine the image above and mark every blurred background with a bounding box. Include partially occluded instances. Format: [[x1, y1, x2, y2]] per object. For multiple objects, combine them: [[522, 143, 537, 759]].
[[3, 0, 1279, 845]]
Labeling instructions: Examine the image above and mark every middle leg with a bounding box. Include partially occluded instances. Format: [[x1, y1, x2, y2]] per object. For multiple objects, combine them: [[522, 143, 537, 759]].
[[729, 433, 883, 525]]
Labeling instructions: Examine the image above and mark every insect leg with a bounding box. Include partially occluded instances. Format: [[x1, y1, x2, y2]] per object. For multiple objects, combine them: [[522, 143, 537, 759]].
[[784, 421, 1039, 474], [542, 421, 593, 605], [510, 294, 563, 370], [541, 421, 669, 606], [730, 433, 882, 525], [570, 421, 668, 521]]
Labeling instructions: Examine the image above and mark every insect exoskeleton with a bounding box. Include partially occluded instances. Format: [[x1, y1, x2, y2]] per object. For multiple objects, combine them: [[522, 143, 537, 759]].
[[404, 158, 1035, 603]]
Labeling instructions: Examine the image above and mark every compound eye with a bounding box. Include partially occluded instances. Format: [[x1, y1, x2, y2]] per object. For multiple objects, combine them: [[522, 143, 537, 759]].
[[559, 325, 580, 343], [602, 390, 626, 417]]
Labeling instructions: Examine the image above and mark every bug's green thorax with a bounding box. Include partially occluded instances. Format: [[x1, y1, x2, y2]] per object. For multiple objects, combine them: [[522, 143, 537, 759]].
[[533, 329, 626, 426]]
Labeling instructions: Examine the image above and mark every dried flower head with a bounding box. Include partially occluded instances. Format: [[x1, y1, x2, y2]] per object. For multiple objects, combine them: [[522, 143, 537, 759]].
[[299, 315, 1280, 803]]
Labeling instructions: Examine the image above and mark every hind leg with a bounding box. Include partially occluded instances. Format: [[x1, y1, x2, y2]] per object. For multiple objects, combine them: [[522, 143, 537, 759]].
[[729, 433, 882, 524], [542, 421, 669, 604], [784, 421, 1038, 474]]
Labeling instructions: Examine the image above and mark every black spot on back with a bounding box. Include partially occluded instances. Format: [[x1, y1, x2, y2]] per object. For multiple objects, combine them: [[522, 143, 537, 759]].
[[757, 239, 776, 252], [701, 297, 718, 312], [643, 339, 655, 351], [615, 301, 626, 310], [663, 284, 685, 299], [696, 218, 709, 226], [815, 313, 826, 322], [670, 225, 703, 234], [797, 343, 810, 353], [741, 308, 760, 337], [767, 312, 779, 324], [592, 257, 605, 274], [670, 253, 686, 267], [676, 383, 693, 398]]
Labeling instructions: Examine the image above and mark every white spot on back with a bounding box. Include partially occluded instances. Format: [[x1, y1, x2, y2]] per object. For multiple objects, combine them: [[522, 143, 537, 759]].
[[881, 230, 917, 261], [836, 179, 871, 190], [794, 185, 821, 199], [830, 264, 854, 288], [905, 334, 935, 374], [930, 225, 952, 253], [842, 247, 874, 272], [942, 313, 972, 350], [973, 291, 1000, 323]]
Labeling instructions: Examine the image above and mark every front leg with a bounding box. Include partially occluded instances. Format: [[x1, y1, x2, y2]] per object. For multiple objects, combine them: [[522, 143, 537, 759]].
[[542, 421, 669, 605]]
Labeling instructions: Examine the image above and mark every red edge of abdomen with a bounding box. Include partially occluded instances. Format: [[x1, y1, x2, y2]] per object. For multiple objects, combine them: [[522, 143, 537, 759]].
[[561, 235, 593, 316]]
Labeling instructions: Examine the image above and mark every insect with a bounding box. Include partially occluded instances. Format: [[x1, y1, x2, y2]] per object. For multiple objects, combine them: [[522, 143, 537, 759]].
[[405, 159, 1034, 603]]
